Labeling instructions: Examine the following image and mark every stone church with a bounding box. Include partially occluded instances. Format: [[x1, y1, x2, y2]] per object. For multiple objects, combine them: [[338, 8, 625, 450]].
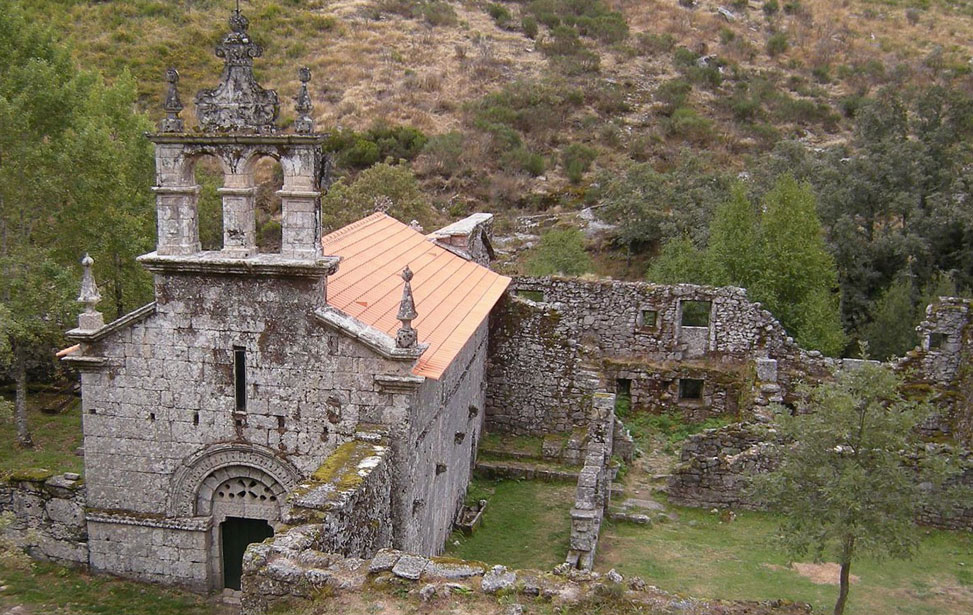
[[61, 10, 509, 592]]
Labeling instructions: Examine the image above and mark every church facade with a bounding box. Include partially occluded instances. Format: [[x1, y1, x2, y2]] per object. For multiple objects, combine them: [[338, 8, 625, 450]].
[[62, 10, 508, 592]]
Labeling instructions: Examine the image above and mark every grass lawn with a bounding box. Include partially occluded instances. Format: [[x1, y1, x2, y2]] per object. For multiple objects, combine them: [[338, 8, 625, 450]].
[[596, 505, 973, 615], [0, 393, 84, 478], [445, 477, 576, 570], [0, 559, 217, 615]]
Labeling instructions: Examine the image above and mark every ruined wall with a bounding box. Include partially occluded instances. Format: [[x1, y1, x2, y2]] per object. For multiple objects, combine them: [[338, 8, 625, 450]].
[[897, 298, 973, 445], [486, 278, 829, 436], [566, 391, 615, 570], [284, 436, 393, 557], [240, 545, 812, 615], [668, 424, 973, 530], [0, 473, 87, 567], [394, 321, 488, 555]]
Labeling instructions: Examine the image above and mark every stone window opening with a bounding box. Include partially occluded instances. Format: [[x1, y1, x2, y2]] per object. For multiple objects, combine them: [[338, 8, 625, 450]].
[[193, 411, 200, 426], [193, 155, 226, 251], [678, 378, 704, 401], [638, 309, 658, 329], [436, 463, 447, 475], [234, 346, 247, 412], [928, 332, 948, 349], [680, 300, 712, 327], [455, 432, 466, 445], [149, 412, 156, 422], [615, 379, 632, 415]]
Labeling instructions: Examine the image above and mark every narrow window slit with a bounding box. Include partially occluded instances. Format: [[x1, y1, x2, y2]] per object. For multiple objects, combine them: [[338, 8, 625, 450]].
[[234, 346, 247, 412]]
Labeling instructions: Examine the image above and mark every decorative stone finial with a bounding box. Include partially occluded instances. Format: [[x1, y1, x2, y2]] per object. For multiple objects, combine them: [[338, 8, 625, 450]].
[[77, 254, 104, 331], [409, 220, 423, 232], [159, 68, 184, 132], [294, 67, 314, 134], [194, 10, 280, 133], [396, 266, 419, 349]]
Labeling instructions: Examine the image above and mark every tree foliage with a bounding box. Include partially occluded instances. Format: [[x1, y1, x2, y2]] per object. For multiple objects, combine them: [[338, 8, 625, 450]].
[[749, 363, 956, 615], [321, 162, 439, 232], [0, 1, 154, 443], [648, 175, 846, 355], [525, 228, 592, 277]]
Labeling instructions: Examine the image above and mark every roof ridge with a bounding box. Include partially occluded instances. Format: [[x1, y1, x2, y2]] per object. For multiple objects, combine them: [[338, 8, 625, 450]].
[[322, 211, 389, 245]]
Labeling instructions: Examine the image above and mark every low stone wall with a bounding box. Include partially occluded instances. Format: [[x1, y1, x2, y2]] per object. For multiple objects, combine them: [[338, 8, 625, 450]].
[[0, 472, 88, 566], [283, 434, 393, 557], [566, 391, 615, 570], [668, 424, 973, 531], [241, 546, 811, 615]]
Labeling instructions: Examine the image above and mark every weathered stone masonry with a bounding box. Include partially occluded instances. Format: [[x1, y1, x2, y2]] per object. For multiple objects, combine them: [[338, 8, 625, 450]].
[[486, 277, 830, 436], [0, 473, 87, 567]]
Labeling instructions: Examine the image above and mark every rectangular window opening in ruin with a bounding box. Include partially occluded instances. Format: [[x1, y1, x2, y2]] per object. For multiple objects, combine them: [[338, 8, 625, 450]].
[[680, 300, 712, 327], [615, 379, 632, 416], [234, 346, 247, 412], [678, 378, 704, 401], [929, 332, 947, 349], [639, 309, 658, 329]]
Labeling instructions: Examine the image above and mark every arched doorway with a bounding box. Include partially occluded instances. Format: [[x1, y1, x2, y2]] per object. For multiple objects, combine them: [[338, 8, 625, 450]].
[[200, 466, 286, 590], [168, 444, 302, 590]]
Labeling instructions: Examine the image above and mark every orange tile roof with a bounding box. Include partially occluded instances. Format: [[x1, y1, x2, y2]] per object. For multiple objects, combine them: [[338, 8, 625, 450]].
[[322, 213, 511, 379]]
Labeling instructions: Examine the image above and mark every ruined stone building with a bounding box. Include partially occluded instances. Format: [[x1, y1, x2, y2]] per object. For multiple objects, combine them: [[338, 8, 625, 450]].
[[3, 9, 969, 606], [58, 10, 508, 591]]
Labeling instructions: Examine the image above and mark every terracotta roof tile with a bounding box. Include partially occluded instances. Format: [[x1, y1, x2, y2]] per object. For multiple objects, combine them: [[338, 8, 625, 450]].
[[322, 213, 510, 379]]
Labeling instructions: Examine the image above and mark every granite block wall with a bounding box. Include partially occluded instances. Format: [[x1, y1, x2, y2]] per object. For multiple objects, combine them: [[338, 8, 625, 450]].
[[395, 321, 488, 555], [0, 473, 87, 567]]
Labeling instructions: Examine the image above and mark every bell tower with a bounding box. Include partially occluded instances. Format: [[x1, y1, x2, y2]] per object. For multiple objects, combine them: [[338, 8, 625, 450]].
[[142, 9, 334, 266]]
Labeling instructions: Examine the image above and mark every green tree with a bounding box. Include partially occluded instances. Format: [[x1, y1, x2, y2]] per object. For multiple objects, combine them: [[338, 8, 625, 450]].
[[750, 364, 953, 615], [525, 228, 592, 277], [647, 176, 846, 355], [757, 175, 845, 355], [0, 253, 74, 447], [0, 1, 153, 444], [321, 162, 439, 232], [862, 275, 917, 360], [706, 182, 761, 289], [645, 236, 714, 285]]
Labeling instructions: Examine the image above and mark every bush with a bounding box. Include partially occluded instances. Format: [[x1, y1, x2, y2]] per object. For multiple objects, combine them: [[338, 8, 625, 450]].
[[763, 0, 780, 16], [486, 3, 513, 28], [503, 146, 546, 176], [673, 46, 699, 69], [323, 123, 428, 170], [522, 16, 539, 39], [420, 131, 466, 177], [766, 32, 788, 57], [656, 78, 692, 115], [635, 32, 675, 55], [561, 143, 598, 184], [525, 228, 592, 276], [321, 163, 438, 231], [665, 107, 714, 143]]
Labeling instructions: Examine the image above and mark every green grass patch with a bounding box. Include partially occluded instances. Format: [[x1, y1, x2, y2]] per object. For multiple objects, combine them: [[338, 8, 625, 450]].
[[0, 395, 83, 478], [479, 432, 545, 457], [597, 505, 973, 615], [0, 559, 215, 614], [620, 410, 734, 454], [445, 477, 575, 570]]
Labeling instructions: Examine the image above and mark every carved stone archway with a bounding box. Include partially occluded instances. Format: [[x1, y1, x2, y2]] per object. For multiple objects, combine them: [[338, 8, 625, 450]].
[[168, 443, 302, 517]]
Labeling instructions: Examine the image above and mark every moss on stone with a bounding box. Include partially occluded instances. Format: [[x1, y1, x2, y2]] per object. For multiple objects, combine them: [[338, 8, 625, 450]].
[[292, 440, 385, 503], [5, 468, 55, 483]]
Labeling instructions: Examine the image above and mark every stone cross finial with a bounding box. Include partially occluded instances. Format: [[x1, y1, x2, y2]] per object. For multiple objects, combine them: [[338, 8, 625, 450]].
[[294, 67, 314, 134], [396, 266, 419, 349], [77, 254, 105, 331], [194, 9, 280, 133], [159, 68, 185, 132]]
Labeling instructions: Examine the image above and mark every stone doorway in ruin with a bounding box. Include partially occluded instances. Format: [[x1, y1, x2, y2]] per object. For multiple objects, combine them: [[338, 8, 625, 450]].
[[220, 516, 273, 590]]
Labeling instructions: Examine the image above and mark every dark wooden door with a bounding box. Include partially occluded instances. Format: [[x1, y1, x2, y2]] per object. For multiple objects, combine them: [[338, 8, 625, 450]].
[[221, 517, 274, 590]]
